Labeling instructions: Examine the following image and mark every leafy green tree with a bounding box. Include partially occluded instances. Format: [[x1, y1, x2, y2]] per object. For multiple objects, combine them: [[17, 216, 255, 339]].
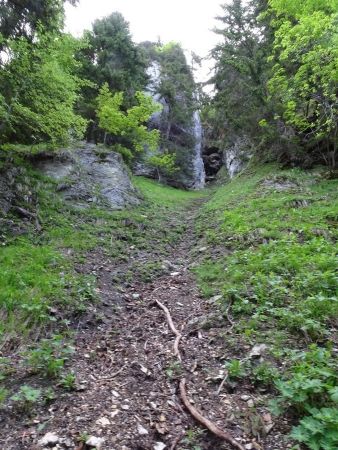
[[75, 12, 148, 141], [96, 83, 161, 158], [148, 151, 178, 181], [91, 13, 147, 97], [267, 0, 338, 167], [0, 32, 87, 145]]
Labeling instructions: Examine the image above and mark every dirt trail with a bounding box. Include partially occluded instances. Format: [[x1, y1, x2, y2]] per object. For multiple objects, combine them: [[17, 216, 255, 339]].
[[1, 200, 281, 450]]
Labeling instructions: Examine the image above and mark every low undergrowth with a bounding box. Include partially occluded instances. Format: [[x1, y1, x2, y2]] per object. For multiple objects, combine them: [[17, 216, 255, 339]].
[[195, 164, 338, 449]]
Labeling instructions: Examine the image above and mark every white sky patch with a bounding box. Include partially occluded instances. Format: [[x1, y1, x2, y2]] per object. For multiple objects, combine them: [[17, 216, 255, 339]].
[[65, 0, 226, 87]]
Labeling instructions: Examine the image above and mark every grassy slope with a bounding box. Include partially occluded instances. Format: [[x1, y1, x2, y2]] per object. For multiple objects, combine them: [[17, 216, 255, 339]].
[[0, 163, 203, 345], [195, 164, 338, 449]]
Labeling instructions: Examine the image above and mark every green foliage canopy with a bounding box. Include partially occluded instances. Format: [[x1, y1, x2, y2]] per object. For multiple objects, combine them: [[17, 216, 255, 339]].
[[96, 83, 161, 155], [209, 0, 271, 145], [0, 32, 87, 145], [268, 0, 338, 160]]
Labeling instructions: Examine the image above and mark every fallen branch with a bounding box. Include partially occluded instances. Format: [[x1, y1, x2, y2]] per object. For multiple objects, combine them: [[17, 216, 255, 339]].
[[225, 301, 235, 331], [12, 206, 42, 231], [217, 371, 229, 395], [155, 299, 182, 361], [96, 364, 127, 382], [179, 378, 245, 450]]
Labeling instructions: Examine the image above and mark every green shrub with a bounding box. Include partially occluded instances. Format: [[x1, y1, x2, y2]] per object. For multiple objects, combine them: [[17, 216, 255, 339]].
[[0, 387, 8, 405], [291, 407, 338, 450], [11, 385, 42, 412], [60, 372, 76, 390], [225, 359, 247, 379], [24, 335, 74, 378], [271, 345, 337, 449]]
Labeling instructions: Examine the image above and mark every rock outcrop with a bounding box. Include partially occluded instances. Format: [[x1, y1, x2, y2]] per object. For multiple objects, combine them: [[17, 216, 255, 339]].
[[36, 143, 141, 209], [134, 59, 205, 189], [222, 135, 252, 178], [203, 132, 252, 181]]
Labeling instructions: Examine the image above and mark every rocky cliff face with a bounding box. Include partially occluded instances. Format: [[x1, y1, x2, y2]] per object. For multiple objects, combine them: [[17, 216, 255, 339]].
[[36, 144, 141, 209], [203, 128, 251, 181], [134, 59, 205, 189], [0, 144, 141, 237], [222, 135, 252, 178]]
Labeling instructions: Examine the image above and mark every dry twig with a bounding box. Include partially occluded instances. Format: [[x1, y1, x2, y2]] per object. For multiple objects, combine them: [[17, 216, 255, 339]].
[[217, 371, 229, 395], [96, 364, 127, 382], [225, 301, 235, 330], [179, 378, 245, 450], [155, 299, 182, 361]]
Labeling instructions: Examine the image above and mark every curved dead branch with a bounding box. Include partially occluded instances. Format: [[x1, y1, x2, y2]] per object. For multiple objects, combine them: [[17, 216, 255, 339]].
[[179, 378, 245, 450], [155, 299, 182, 361]]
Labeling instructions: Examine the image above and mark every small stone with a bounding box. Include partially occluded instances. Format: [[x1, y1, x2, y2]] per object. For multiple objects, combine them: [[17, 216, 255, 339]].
[[199, 246, 207, 252], [249, 344, 268, 358], [209, 295, 222, 303], [140, 365, 150, 375], [154, 443, 166, 450], [170, 272, 180, 277], [96, 417, 110, 426], [86, 436, 105, 449], [245, 444, 253, 450], [263, 413, 272, 422], [112, 390, 120, 398], [121, 404, 130, 410], [61, 438, 73, 448], [264, 423, 274, 433], [137, 424, 149, 435], [247, 399, 255, 408], [38, 432, 59, 446], [240, 395, 250, 401], [132, 293, 140, 299]]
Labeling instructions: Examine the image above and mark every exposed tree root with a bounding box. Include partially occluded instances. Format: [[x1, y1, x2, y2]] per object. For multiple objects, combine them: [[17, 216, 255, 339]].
[[156, 297, 244, 449], [179, 378, 245, 450], [155, 299, 182, 361]]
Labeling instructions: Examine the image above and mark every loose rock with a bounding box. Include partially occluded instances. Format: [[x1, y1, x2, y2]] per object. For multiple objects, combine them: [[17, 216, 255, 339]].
[[38, 432, 60, 447], [86, 436, 105, 449]]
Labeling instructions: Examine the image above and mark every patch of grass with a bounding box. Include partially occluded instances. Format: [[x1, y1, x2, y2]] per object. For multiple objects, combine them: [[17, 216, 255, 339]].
[[194, 164, 338, 447], [133, 176, 206, 206]]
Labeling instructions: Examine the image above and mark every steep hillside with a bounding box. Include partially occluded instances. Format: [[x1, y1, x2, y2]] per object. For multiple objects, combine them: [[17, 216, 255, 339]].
[[0, 156, 336, 450], [195, 165, 338, 450]]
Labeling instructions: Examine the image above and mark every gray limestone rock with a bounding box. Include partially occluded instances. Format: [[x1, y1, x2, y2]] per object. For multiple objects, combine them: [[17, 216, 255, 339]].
[[222, 135, 252, 179], [36, 144, 141, 209], [134, 61, 205, 189]]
